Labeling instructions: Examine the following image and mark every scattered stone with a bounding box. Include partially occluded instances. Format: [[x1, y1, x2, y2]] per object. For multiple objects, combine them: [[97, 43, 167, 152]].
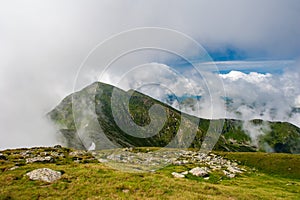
[[69, 150, 87, 157], [223, 170, 235, 178], [98, 158, 108, 163], [26, 168, 61, 183], [189, 167, 209, 177], [227, 166, 243, 174], [20, 151, 31, 157], [26, 156, 54, 164], [122, 189, 130, 193], [181, 171, 189, 175], [9, 166, 19, 171], [171, 172, 185, 178], [1, 147, 246, 180], [203, 177, 210, 180], [50, 152, 64, 158]]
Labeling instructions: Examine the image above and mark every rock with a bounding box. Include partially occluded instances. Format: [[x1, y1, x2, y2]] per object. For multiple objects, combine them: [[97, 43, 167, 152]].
[[26, 156, 54, 164], [54, 145, 62, 149], [223, 170, 235, 178], [173, 160, 182, 165], [8, 166, 19, 171], [122, 189, 130, 193], [98, 158, 108, 163], [26, 168, 61, 183], [227, 166, 243, 174], [203, 177, 210, 180], [69, 150, 87, 157], [189, 167, 209, 177], [171, 172, 185, 178], [20, 151, 31, 157], [50, 152, 64, 158], [181, 171, 189, 175]]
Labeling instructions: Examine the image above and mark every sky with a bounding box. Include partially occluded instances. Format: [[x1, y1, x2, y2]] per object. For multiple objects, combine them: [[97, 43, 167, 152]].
[[0, 0, 300, 149]]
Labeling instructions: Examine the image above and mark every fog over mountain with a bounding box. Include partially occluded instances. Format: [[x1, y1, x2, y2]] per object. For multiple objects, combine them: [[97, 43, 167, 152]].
[[0, 0, 300, 149]]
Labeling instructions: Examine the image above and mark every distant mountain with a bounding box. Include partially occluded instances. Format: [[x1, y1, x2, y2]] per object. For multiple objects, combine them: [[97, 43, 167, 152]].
[[48, 82, 300, 153]]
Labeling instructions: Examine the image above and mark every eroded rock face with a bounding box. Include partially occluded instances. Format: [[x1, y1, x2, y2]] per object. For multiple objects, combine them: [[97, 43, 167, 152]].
[[26, 168, 61, 183]]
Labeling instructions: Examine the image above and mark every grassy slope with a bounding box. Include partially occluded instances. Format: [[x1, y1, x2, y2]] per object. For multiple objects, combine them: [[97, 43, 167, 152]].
[[216, 151, 300, 179], [1, 149, 300, 200]]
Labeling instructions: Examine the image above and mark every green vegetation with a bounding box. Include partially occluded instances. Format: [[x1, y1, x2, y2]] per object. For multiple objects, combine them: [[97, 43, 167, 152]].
[[0, 147, 300, 199], [216, 151, 300, 179]]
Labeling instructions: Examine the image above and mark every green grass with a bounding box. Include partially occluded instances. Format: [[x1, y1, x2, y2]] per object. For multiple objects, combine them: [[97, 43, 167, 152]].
[[216, 151, 300, 179], [0, 162, 299, 200], [1, 149, 300, 199]]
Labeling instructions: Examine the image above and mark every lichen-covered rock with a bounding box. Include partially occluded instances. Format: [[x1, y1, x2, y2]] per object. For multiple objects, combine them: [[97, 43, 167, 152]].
[[26, 168, 61, 183]]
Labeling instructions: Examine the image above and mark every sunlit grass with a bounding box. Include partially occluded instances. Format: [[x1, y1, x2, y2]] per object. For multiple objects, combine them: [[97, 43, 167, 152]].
[[0, 148, 300, 199]]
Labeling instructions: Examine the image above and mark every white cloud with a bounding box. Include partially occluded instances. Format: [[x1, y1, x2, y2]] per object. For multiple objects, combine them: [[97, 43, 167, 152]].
[[0, 1, 299, 148], [101, 61, 300, 129], [219, 71, 272, 83]]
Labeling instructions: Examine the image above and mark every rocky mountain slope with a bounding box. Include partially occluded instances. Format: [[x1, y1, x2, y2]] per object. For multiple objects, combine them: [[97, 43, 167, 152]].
[[48, 82, 300, 153]]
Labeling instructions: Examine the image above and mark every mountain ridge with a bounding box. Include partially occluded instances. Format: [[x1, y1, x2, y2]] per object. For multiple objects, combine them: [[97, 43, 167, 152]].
[[48, 81, 300, 153]]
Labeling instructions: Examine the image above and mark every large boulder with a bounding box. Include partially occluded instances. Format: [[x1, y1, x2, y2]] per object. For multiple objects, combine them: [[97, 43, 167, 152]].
[[26, 168, 61, 183], [189, 167, 210, 177]]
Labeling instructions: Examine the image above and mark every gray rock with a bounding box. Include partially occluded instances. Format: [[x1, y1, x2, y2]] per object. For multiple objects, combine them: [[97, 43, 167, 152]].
[[98, 158, 108, 163], [227, 166, 243, 174], [171, 172, 185, 178], [26, 156, 54, 164], [69, 150, 87, 157], [26, 168, 61, 183], [20, 151, 31, 157], [181, 171, 189, 175], [9, 166, 19, 171], [189, 167, 209, 177], [223, 170, 235, 178]]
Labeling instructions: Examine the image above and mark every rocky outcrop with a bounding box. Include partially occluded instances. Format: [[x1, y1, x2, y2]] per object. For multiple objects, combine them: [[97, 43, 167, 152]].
[[1, 146, 246, 180]]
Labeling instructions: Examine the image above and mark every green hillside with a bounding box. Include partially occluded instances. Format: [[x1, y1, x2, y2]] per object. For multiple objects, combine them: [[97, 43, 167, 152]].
[[48, 82, 300, 153]]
